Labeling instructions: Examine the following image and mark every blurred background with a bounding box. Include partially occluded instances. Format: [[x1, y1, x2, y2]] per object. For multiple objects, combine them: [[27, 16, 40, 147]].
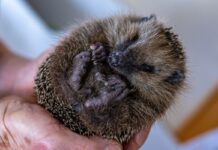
[[0, 0, 218, 149]]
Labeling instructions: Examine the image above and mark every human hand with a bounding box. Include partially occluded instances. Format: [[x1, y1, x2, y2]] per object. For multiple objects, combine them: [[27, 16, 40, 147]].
[[123, 125, 152, 150], [0, 96, 122, 150], [0, 41, 44, 99]]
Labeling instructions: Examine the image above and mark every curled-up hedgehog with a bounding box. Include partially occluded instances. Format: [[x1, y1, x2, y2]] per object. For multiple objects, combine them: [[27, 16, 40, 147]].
[[35, 14, 186, 143]]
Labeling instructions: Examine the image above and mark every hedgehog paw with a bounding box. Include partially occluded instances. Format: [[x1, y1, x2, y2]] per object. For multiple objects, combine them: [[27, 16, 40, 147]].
[[90, 43, 107, 65], [69, 51, 91, 91], [85, 75, 129, 108]]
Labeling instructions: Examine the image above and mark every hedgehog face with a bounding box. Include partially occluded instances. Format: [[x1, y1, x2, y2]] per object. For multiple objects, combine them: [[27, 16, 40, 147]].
[[106, 15, 186, 99]]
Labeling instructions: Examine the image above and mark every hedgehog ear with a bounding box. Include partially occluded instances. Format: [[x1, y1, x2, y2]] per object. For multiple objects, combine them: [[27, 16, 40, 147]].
[[137, 14, 157, 23], [148, 14, 157, 21]]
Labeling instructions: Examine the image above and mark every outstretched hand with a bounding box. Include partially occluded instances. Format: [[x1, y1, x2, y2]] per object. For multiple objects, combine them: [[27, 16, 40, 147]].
[[0, 43, 152, 150]]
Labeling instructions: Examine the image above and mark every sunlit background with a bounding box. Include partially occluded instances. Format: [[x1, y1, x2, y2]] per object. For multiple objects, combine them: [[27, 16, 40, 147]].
[[1, 0, 218, 149]]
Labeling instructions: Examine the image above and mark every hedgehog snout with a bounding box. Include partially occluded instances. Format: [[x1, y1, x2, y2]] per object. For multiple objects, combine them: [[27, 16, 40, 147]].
[[108, 51, 126, 67]]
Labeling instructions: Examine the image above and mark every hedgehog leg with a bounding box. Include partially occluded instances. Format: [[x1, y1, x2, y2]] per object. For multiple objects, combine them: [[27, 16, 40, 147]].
[[85, 75, 129, 108], [90, 43, 107, 65], [69, 51, 91, 91]]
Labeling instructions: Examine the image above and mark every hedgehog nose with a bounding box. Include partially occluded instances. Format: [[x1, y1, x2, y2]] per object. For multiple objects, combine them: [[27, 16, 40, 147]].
[[108, 51, 124, 67]]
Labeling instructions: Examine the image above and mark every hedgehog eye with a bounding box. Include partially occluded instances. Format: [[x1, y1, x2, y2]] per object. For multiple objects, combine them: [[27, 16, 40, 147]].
[[126, 33, 139, 45], [131, 33, 139, 42], [138, 64, 155, 73], [165, 70, 185, 84]]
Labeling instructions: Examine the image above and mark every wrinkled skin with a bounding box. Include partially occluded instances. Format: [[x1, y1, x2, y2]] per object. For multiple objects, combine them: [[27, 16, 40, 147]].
[[0, 42, 152, 150]]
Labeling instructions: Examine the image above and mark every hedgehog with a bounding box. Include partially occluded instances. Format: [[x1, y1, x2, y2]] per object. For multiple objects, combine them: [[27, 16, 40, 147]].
[[35, 14, 186, 143]]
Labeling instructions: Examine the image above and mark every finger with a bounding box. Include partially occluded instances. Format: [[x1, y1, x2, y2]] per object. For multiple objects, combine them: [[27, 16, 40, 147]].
[[0, 96, 122, 150], [12, 49, 54, 102], [0, 96, 59, 149], [89, 136, 122, 150], [31, 128, 122, 150], [123, 124, 152, 150]]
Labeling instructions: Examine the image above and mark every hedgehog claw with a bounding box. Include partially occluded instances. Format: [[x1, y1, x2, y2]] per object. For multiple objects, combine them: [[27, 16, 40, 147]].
[[90, 43, 107, 65]]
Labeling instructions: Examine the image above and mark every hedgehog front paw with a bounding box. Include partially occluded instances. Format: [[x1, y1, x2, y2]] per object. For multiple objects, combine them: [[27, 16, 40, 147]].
[[90, 43, 107, 65], [85, 75, 129, 108], [69, 51, 91, 91]]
